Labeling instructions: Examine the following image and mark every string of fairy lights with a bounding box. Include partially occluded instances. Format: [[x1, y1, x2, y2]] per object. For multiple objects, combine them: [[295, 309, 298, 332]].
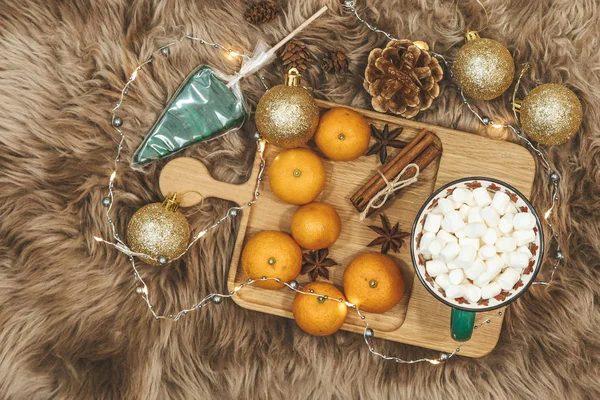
[[96, 31, 460, 365], [95, 2, 564, 366]]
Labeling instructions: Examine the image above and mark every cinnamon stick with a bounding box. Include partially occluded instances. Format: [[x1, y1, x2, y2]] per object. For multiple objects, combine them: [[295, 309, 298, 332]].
[[350, 129, 441, 214], [353, 129, 429, 203]]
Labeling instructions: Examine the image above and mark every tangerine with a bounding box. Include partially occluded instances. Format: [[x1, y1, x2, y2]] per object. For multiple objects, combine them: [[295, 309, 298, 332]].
[[241, 230, 302, 289], [268, 148, 326, 205], [293, 281, 348, 336], [291, 202, 341, 250], [314, 107, 371, 161], [343, 252, 405, 313]]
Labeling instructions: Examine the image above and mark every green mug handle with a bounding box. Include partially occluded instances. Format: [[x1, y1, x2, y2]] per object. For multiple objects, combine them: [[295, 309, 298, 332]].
[[451, 308, 476, 342]]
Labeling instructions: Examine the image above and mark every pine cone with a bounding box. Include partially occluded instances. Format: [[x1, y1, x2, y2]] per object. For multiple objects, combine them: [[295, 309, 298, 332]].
[[279, 39, 310, 73], [245, 1, 279, 25], [321, 50, 349, 73], [364, 40, 444, 118]]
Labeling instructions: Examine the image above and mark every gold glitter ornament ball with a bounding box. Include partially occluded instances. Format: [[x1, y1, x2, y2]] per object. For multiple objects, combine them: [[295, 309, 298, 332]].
[[127, 194, 190, 266], [255, 68, 319, 148], [453, 31, 515, 101], [520, 84, 583, 145]]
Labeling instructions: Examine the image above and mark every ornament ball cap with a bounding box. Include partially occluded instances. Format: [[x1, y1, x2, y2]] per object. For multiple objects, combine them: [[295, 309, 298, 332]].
[[162, 193, 181, 212], [284, 68, 302, 87], [465, 29, 481, 42]]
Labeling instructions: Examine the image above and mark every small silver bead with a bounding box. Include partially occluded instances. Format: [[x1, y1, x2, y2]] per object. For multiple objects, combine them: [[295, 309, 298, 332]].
[[112, 117, 123, 127], [135, 287, 144, 294], [228, 208, 238, 217], [101, 197, 111, 207], [440, 352, 450, 361], [309, 289, 314, 293], [364, 328, 374, 339], [556, 251, 564, 261], [289, 280, 299, 290], [157, 256, 168, 265], [213, 295, 222, 304], [550, 172, 560, 183], [160, 47, 169, 56], [253, 132, 260, 140], [481, 117, 491, 125]]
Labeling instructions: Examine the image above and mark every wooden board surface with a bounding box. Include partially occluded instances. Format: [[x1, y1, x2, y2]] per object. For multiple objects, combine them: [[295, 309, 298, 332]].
[[159, 100, 536, 358]]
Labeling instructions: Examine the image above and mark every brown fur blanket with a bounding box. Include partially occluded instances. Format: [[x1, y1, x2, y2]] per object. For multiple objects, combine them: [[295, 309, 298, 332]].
[[1, 0, 599, 399]]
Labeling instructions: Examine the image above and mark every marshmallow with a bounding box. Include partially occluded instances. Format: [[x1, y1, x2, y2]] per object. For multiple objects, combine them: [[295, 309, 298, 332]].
[[465, 284, 483, 303], [491, 191, 511, 215], [449, 268, 465, 285], [437, 229, 458, 245], [459, 204, 470, 221], [474, 271, 494, 288], [464, 258, 486, 280], [498, 214, 514, 234], [455, 228, 466, 238], [440, 242, 461, 263], [513, 229, 536, 246], [430, 206, 443, 215], [481, 282, 502, 299], [482, 228, 498, 245], [506, 203, 519, 215], [431, 253, 441, 260], [459, 237, 481, 250], [456, 245, 478, 268], [473, 187, 492, 206], [446, 284, 466, 299], [452, 188, 474, 204], [447, 260, 461, 270], [496, 237, 517, 252], [441, 211, 465, 233], [426, 260, 448, 277], [481, 206, 500, 227], [468, 206, 483, 223], [465, 222, 487, 238], [517, 245, 533, 259], [435, 273, 451, 290], [485, 255, 505, 278], [507, 251, 530, 269], [497, 267, 521, 291], [420, 232, 435, 251], [437, 198, 455, 215], [478, 245, 497, 260], [428, 238, 444, 256], [513, 212, 536, 231], [424, 213, 443, 233]]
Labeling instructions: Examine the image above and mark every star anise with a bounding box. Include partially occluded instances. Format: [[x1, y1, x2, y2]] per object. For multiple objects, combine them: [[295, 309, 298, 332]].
[[365, 124, 405, 164], [301, 248, 338, 281], [367, 214, 410, 254]]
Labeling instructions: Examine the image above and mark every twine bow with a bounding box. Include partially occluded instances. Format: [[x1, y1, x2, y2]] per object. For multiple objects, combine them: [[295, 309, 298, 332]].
[[359, 163, 420, 221]]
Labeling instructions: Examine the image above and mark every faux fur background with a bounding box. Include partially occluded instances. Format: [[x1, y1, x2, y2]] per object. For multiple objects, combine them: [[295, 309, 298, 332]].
[[1, 0, 599, 399]]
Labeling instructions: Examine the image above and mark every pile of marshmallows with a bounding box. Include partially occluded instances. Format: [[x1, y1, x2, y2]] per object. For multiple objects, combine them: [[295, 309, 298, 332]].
[[420, 186, 538, 304]]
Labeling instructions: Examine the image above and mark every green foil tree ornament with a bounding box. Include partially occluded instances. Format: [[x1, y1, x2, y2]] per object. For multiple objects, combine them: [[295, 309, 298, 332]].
[[133, 66, 246, 165]]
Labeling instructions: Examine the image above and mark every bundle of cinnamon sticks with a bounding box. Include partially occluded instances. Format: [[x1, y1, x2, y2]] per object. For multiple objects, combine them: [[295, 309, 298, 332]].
[[350, 128, 441, 217]]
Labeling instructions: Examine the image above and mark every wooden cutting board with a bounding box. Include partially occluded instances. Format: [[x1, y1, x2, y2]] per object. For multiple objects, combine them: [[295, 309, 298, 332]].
[[159, 100, 536, 358]]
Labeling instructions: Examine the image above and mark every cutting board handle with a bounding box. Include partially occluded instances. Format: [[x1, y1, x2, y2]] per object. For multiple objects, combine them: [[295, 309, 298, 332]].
[[159, 157, 254, 207]]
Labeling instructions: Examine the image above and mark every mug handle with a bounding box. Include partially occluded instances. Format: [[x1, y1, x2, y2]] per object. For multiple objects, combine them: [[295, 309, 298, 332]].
[[451, 308, 476, 342]]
